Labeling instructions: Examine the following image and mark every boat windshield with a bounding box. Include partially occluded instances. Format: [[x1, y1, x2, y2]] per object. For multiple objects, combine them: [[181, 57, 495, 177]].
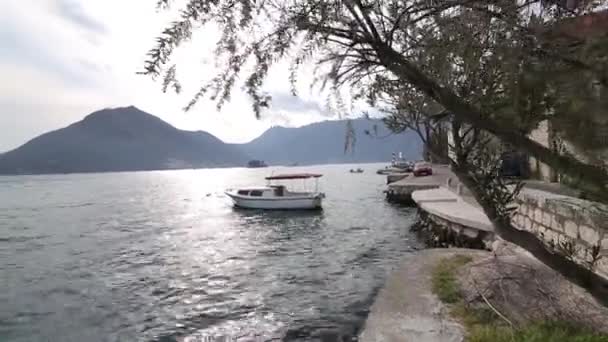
[[272, 186, 285, 197]]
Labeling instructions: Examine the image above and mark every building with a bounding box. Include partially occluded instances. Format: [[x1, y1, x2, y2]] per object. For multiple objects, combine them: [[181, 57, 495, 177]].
[[530, 9, 608, 183]]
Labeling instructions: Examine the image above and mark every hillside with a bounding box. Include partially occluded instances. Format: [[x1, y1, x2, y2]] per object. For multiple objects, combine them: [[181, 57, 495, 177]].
[[0, 106, 249, 174], [0, 107, 422, 175], [240, 118, 421, 165]]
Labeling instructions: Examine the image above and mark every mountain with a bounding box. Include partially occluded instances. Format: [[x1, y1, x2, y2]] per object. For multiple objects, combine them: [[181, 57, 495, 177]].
[[0, 107, 422, 175], [0, 106, 249, 174], [239, 118, 421, 165]]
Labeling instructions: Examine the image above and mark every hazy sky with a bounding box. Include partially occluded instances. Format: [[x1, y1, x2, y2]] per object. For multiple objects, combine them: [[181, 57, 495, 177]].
[[0, 0, 355, 152]]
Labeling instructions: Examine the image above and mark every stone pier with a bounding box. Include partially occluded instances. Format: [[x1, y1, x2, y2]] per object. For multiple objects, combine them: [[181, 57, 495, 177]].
[[386, 172, 410, 185], [385, 165, 452, 204], [408, 178, 608, 281], [412, 187, 494, 249]]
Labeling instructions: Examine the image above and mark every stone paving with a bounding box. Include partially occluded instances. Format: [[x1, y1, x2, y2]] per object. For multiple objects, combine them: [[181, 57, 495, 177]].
[[412, 187, 493, 232], [359, 249, 488, 342], [385, 165, 453, 202]]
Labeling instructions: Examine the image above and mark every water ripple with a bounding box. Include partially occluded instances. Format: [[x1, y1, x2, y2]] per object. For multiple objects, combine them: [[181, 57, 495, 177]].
[[0, 165, 420, 341]]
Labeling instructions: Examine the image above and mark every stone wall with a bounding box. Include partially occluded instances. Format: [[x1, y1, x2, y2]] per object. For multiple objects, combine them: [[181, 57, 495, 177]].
[[413, 209, 493, 250], [512, 189, 608, 280]]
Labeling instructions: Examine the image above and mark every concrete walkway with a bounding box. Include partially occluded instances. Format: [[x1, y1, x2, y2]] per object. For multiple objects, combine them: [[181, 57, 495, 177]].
[[387, 172, 410, 184], [359, 249, 488, 342], [386, 165, 453, 202], [412, 187, 493, 232]]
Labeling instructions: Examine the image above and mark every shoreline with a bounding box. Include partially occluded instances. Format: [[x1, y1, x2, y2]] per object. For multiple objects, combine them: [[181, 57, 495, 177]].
[[359, 249, 488, 341]]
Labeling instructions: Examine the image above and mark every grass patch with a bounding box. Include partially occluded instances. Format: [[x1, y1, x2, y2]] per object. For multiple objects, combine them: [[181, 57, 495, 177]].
[[431, 256, 608, 342], [467, 321, 608, 342], [431, 254, 472, 303]]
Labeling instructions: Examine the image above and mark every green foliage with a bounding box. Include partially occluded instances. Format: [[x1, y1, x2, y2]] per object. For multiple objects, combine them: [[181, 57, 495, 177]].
[[145, 0, 608, 217], [467, 321, 608, 342], [144, 0, 605, 126], [431, 255, 472, 303]]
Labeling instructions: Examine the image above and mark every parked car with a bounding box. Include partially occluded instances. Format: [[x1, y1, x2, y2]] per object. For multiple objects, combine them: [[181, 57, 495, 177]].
[[413, 162, 433, 177]]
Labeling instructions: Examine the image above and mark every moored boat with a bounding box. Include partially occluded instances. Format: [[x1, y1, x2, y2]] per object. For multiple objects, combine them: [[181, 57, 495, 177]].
[[247, 160, 268, 168], [225, 173, 325, 210]]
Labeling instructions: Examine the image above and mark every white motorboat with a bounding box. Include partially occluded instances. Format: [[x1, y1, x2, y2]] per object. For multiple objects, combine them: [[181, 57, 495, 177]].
[[225, 173, 325, 210]]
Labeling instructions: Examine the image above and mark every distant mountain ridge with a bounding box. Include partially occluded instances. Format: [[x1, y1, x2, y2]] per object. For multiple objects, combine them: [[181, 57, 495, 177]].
[[0, 106, 248, 174], [0, 106, 422, 175], [239, 119, 420, 165]]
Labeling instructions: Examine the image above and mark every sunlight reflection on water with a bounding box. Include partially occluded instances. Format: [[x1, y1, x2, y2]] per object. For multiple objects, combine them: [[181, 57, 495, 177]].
[[1, 164, 420, 341]]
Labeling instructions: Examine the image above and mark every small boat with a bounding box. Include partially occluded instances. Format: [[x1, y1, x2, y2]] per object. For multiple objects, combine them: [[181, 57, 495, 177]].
[[225, 173, 325, 210], [350, 168, 364, 173], [393, 160, 414, 172], [247, 160, 268, 168], [377, 167, 401, 175]]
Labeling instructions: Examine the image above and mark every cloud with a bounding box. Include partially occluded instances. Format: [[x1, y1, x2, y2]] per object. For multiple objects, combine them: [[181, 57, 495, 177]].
[[269, 92, 328, 115], [55, 0, 108, 35], [0, 1, 110, 90], [0, 28, 100, 89], [0, 0, 341, 151], [0, 61, 120, 151]]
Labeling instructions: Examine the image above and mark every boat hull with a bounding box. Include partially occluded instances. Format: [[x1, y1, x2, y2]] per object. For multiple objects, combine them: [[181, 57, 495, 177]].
[[226, 193, 323, 210]]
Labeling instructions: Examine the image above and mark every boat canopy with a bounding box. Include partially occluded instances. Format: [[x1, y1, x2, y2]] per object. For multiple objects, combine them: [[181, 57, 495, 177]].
[[265, 173, 323, 180]]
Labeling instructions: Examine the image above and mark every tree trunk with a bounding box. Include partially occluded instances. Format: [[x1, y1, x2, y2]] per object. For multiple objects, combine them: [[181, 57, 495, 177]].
[[450, 164, 608, 307], [375, 43, 608, 204]]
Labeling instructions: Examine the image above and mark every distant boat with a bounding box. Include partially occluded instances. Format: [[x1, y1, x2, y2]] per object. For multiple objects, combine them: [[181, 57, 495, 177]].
[[350, 168, 364, 173], [376, 160, 414, 174], [377, 167, 403, 175], [247, 160, 268, 168], [225, 173, 325, 210], [392, 160, 413, 171]]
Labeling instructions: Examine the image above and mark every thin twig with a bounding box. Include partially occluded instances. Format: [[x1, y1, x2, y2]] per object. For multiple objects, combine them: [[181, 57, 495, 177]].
[[473, 279, 515, 328]]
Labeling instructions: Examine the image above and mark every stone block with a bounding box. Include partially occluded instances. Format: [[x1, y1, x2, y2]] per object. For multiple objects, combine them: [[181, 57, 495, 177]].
[[513, 214, 524, 229], [510, 214, 519, 228], [536, 225, 547, 237], [552, 215, 565, 232], [521, 215, 532, 230], [530, 222, 538, 234], [602, 238, 608, 251], [534, 208, 543, 223], [586, 210, 608, 231], [524, 195, 539, 207], [524, 217, 533, 231], [563, 220, 579, 239], [542, 229, 560, 249], [534, 222, 545, 235], [462, 227, 479, 239], [547, 199, 578, 219], [542, 211, 553, 227], [579, 225, 601, 245], [518, 203, 528, 216]]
